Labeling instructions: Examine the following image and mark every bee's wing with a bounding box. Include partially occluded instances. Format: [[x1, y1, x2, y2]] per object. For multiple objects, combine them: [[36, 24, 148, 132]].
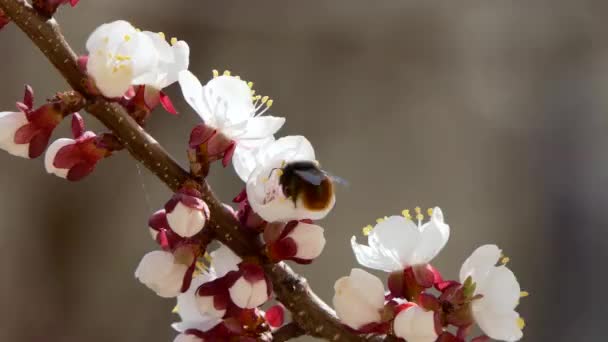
[[329, 174, 349, 187], [294, 169, 326, 186]]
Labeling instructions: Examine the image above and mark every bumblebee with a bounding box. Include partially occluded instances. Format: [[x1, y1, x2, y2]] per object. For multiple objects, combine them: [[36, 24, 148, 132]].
[[275, 161, 336, 211]]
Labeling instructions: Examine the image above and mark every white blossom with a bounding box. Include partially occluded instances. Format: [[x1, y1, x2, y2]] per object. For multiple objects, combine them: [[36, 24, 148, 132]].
[[86, 20, 158, 98], [135, 250, 188, 298], [285, 222, 326, 261], [351, 207, 449, 272], [228, 266, 269, 309], [178, 70, 285, 175], [393, 304, 437, 342], [246, 135, 335, 222], [174, 274, 223, 333], [332, 268, 385, 330], [460, 245, 524, 341], [0, 111, 29, 158]]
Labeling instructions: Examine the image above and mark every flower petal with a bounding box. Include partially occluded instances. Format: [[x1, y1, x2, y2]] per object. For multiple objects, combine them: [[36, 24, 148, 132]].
[[459, 244, 502, 284], [474, 309, 523, 341], [210, 244, 241, 278], [238, 116, 285, 140], [178, 70, 207, 121], [351, 236, 401, 272]]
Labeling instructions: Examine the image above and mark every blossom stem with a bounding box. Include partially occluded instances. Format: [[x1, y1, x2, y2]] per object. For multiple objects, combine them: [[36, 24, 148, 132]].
[[0, 0, 399, 340]]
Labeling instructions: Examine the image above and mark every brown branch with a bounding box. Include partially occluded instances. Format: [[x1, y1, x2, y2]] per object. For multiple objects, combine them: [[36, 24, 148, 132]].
[[0, 1, 398, 341], [272, 322, 306, 342]]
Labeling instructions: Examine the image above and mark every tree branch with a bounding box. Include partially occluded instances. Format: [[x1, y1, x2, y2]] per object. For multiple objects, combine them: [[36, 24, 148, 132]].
[[0, 1, 397, 340], [272, 322, 305, 342]]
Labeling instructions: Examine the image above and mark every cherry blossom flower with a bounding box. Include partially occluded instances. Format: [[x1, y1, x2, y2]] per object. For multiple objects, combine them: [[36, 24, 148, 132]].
[[265, 220, 326, 264], [245, 135, 335, 222], [0, 111, 29, 158], [351, 207, 449, 272], [165, 188, 210, 238], [179, 70, 284, 169], [459, 245, 524, 341], [86, 20, 158, 98], [135, 250, 190, 298], [332, 268, 385, 331]]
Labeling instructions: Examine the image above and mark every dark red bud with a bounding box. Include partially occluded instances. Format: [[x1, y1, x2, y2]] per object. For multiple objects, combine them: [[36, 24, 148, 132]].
[[159, 91, 178, 115], [266, 304, 285, 328]]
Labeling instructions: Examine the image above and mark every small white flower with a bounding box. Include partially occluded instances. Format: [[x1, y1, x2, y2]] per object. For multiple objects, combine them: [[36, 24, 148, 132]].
[[0, 111, 29, 158], [178, 70, 285, 176], [209, 243, 242, 278], [133, 32, 189, 91], [174, 274, 223, 333], [245, 135, 335, 222], [332, 268, 385, 330], [351, 207, 449, 272], [86, 20, 158, 98], [135, 250, 188, 298], [460, 245, 524, 341], [44, 138, 75, 178], [393, 304, 437, 342]]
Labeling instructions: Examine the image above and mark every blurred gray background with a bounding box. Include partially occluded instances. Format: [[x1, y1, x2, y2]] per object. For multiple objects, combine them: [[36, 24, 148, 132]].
[[1, 0, 606, 340]]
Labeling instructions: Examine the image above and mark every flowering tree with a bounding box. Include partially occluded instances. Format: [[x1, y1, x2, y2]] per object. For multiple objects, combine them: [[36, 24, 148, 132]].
[[0, 1, 527, 341]]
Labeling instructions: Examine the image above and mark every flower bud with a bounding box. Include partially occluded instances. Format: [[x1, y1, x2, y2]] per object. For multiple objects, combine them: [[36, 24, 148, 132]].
[[0, 111, 30, 158], [333, 268, 385, 330], [33, 0, 79, 17], [228, 263, 270, 309], [135, 250, 189, 298], [0, 9, 9, 30], [393, 304, 438, 342], [266, 221, 326, 264], [265, 304, 286, 328], [165, 188, 210, 238], [44, 132, 112, 181]]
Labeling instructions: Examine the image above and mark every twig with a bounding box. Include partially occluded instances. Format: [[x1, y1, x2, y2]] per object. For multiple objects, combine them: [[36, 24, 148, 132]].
[[272, 322, 306, 342], [0, 1, 398, 340]]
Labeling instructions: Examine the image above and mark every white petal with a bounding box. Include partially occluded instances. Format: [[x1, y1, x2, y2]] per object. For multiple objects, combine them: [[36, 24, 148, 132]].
[[86, 20, 136, 52], [167, 202, 206, 238], [394, 306, 437, 342], [228, 277, 252, 308], [332, 268, 384, 329], [289, 222, 326, 260], [410, 209, 450, 265], [142, 31, 174, 62], [474, 309, 523, 341], [247, 280, 269, 308], [238, 116, 285, 140], [369, 216, 420, 267], [196, 295, 226, 319], [87, 52, 133, 98], [173, 334, 203, 342], [209, 243, 242, 278], [460, 244, 502, 284], [128, 32, 160, 77], [204, 75, 254, 123], [475, 266, 520, 313], [351, 236, 401, 272], [44, 138, 75, 179], [135, 251, 186, 298], [176, 274, 215, 322], [178, 70, 207, 120], [163, 41, 190, 87]]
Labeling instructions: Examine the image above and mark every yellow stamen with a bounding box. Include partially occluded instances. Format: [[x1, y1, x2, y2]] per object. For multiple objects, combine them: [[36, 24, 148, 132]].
[[124, 34, 131, 42], [415, 206, 423, 221], [261, 95, 269, 104], [172, 304, 179, 314], [427, 208, 433, 217], [362, 225, 373, 236], [266, 99, 274, 107], [501, 256, 510, 265], [517, 317, 526, 330], [212, 69, 219, 78], [247, 81, 254, 88], [115, 54, 131, 61], [402, 209, 412, 220], [520, 291, 529, 298], [158, 32, 165, 40], [170, 37, 178, 45], [103, 37, 109, 43], [376, 217, 385, 224], [204, 252, 212, 263], [135, 28, 141, 32], [223, 70, 231, 76]]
